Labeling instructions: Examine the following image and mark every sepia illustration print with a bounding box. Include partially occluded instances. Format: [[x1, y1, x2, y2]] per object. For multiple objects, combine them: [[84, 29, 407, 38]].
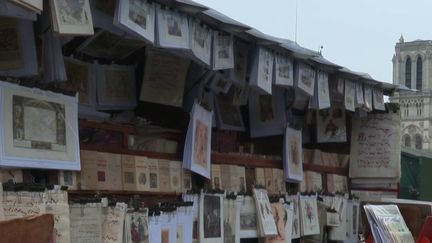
[[13, 95, 66, 152]]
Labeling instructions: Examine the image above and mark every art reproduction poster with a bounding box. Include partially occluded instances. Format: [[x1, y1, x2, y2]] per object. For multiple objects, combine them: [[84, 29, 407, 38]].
[[50, 0, 94, 35], [214, 94, 245, 131], [253, 188, 278, 237], [156, 6, 189, 49], [229, 40, 249, 85], [249, 87, 286, 138], [0, 82, 80, 170], [295, 62, 316, 96], [349, 112, 401, 179], [273, 52, 294, 87], [344, 79, 356, 112], [190, 19, 212, 66], [285, 194, 300, 239], [124, 209, 149, 243], [96, 64, 136, 110], [239, 196, 258, 238], [115, 0, 155, 43], [140, 48, 190, 107], [283, 127, 303, 182], [199, 193, 224, 243], [373, 88, 385, 111], [316, 106, 347, 143], [212, 31, 234, 70], [249, 46, 274, 95], [299, 195, 320, 236]]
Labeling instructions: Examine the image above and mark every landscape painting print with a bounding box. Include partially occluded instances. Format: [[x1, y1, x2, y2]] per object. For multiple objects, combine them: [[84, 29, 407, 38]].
[[316, 106, 347, 143], [0, 82, 80, 170], [284, 127, 303, 182], [52, 0, 94, 35]]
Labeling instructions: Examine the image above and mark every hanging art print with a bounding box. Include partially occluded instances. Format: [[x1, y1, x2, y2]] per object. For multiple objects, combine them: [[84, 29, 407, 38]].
[[373, 88, 385, 111], [344, 79, 356, 112], [299, 195, 320, 236], [273, 52, 293, 87], [50, 0, 94, 35], [0, 81, 80, 170], [189, 19, 212, 66], [283, 127, 303, 182], [295, 62, 316, 96], [249, 46, 274, 95], [212, 31, 234, 70], [156, 6, 189, 49], [199, 193, 224, 243], [316, 106, 347, 143], [114, 0, 155, 43], [229, 40, 250, 85]]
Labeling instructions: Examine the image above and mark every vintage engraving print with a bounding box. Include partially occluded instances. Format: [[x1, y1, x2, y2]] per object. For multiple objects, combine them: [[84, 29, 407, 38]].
[[13, 95, 66, 152], [203, 195, 222, 238], [56, 0, 90, 26]]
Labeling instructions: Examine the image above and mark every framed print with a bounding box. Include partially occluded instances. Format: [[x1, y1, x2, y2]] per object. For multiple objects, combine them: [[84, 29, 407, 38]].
[[229, 40, 250, 85], [214, 94, 245, 131], [62, 57, 96, 108], [78, 30, 145, 60], [283, 127, 303, 182], [344, 79, 356, 112], [373, 88, 385, 111], [199, 193, 224, 243], [140, 48, 190, 107], [349, 112, 401, 179], [156, 5, 190, 49], [96, 64, 136, 110], [114, 0, 155, 43], [299, 195, 320, 236], [317, 70, 330, 109], [253, 188, 278, 237], [249, 87, 286, 137], [239, 195, 258, 238], [249, 46, 274, 95], [0, 18, 38, 77], [190, 19, 212, 66], [355, 82, 365, 108], [316, 106, 347, 143], [50, 0, 94, 35], [209, 72, 232, 94], [273, 52, 294, 87], [295, 62, 316, 96], [363, 85, 373, 111], [0, 81, 80, 170], [212, 30, 234, 70]]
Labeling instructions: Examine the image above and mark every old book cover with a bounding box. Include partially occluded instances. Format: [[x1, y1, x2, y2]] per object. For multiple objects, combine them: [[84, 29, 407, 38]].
[[255, 168, 266, 187], [148, 158, 159, 192], [58, 170, 78, 190], [237, 166, 247, 192], [211, 164, 222, 189], [158, 160, 171, 192], [79, 150, 99, 190], [96, 152, 122, 190], [220, 164, 232, 191], [182, 170, 192, 191], [264, 168, 274, 193], [169, 161, 182, 193], [121, 154, 137, 191], [135, 156, 150, 191]]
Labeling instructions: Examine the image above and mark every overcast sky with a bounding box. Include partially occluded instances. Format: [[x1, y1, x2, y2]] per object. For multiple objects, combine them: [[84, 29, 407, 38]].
[[195, 0, 432, 83]]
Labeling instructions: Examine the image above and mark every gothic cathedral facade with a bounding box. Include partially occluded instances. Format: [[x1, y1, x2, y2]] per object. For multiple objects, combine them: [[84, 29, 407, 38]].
[[391, 36, 432, 150]]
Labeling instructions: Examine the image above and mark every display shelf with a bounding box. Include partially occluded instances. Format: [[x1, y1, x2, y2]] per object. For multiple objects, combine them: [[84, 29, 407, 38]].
[[80, 144, 179, 161], [68, 190, 181, 197], [303, 163, 348, 175], [211, 152, 282, 169]]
